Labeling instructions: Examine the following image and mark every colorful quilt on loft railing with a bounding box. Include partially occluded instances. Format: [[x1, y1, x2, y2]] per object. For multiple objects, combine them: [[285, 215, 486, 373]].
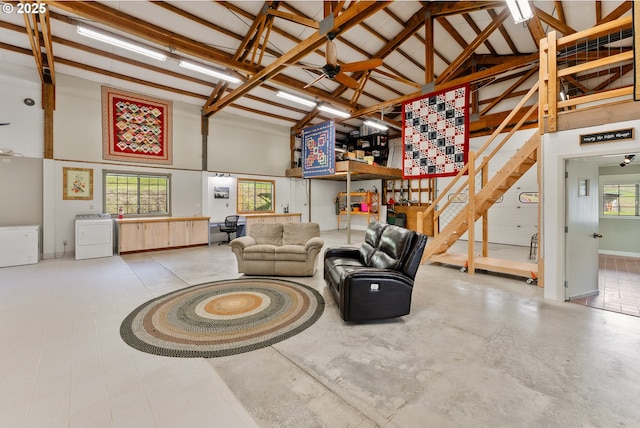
[[302, 120, 335, 178], [102, 87, 173, 164], [402, 83, 469, 178]]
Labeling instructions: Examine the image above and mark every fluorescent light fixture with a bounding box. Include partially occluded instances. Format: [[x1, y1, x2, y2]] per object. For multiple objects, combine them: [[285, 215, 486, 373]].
[[178, 60, 241, 84], [506, 0, 533, 24], [317, 104, 350, 118], [77, 26, 167, 61], [363, 120, 388, 131], [276, 91, 317, 107]]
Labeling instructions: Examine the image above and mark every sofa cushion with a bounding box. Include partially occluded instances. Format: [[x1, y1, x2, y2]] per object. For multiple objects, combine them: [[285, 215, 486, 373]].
[[283, 222, 320, 246], [274, 245, 308, 262], [243, 244, 277, 261], [250, 223, 284, 246], [368, 226, 414, 270], [359, 221, 387, 264]]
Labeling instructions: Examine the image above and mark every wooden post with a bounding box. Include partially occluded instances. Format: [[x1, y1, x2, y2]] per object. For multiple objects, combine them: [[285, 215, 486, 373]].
[[201, 114, 208, 171], [346, 170, 352, 244], [547, 31, 557, 132], [424, 11, 434, 84], [42, 82, 55, 159], [539, 37, 548, 133], [482, 156, 489, 257], [467, 151, 476, 274]]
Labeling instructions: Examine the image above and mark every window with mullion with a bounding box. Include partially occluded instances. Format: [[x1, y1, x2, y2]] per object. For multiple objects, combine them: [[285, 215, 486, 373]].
[[104, 171, 170, 216]]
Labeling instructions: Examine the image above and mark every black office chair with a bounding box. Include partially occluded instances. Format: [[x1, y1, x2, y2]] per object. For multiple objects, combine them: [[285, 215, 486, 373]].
[[219, 215, 239, 245]]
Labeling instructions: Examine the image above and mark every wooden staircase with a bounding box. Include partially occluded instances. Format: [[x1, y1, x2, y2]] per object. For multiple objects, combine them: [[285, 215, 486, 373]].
[[415, 82, 541, 282], [422, 132, 539, 261]]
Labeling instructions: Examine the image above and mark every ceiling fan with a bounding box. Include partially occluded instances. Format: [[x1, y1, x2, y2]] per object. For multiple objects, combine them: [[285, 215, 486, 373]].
[[0, 123, 9, 126], [302, 35, 382, 89]]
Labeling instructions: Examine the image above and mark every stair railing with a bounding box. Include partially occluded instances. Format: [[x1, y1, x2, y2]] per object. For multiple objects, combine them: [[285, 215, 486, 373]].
[[417, 81, 540, 239]]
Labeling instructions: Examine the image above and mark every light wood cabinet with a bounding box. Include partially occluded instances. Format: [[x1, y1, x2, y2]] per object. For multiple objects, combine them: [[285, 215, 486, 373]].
[[244, 213, 301, 234], [116, 217, 210, 254]]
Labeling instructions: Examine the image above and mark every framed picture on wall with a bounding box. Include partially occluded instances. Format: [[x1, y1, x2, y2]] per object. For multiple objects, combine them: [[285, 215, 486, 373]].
[[63, 167, 93, 200], [214, 186, 229, 199]]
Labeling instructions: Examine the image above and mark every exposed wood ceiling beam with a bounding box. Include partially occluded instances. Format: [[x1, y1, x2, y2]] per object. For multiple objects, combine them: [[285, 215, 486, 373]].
[[487, 8, 519, 55], [47, 1, 258, 75], [292, 3, 431, 131], [203, 1, 391, 116], [278, 2, 413, 98], [463, 13, 498, 56], [480, 68, 538, 115], [45, 7, 358, 112], [534, 6, 576, 36], [526, 7, 547, 49], [436, 16, 469, 49], [427, 1, 505, 17], [555, 0, 566, 24], [436, 7, 509, 83], [601, 1, 631, 24], [267, 9, 319, 29], [351, 52, 538, 121]]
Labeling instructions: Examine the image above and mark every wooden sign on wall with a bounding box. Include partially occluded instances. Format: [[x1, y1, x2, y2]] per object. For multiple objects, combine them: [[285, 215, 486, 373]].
[[579, 128, 634, 145]]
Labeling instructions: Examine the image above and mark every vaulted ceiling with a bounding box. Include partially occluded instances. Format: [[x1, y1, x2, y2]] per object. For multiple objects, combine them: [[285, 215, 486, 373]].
[[0, 1, 632, 141]]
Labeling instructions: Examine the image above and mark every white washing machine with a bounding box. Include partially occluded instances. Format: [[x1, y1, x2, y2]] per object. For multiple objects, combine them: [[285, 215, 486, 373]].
[[75, 214, 114, 260]]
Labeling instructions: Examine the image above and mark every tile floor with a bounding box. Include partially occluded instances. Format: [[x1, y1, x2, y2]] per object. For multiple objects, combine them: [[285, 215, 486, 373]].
[[570, 254, 640, 317], [1, 231, 640, 427]]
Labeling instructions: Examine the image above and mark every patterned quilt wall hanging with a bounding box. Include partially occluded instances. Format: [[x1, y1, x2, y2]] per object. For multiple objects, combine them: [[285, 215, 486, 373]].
[[402, 83, 469, 178], [302, 120, 335, 178], [102, 87, 173, 164]]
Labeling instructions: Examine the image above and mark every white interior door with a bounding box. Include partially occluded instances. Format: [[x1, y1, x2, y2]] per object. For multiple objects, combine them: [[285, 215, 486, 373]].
[[565, 158, 601, 300]]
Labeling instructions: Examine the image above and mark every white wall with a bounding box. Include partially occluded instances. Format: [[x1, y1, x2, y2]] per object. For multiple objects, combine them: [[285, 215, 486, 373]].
[[0, 62, 43, 157], [209, 112, 291, 176], [436, 128, 539, 246], [542, 118, 640, 302]]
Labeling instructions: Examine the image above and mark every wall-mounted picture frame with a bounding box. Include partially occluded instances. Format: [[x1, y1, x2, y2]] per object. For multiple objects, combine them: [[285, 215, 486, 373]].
[[214, 186, 229, 199], [63, 167, 93, 200]]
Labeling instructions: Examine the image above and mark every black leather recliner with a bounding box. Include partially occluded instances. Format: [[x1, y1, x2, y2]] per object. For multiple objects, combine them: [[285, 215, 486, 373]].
[[324, 221, 427, 322]]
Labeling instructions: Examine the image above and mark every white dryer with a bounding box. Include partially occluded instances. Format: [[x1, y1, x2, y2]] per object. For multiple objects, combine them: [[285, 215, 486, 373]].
[[75, 214, 114, 260]]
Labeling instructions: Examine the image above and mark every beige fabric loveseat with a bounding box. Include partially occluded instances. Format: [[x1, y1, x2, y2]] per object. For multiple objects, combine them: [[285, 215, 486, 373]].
[[230, 222, 324, 276]]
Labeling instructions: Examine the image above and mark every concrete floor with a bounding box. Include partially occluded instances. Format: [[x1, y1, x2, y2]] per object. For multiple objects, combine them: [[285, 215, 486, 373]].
[[1, 229, 640, 427]]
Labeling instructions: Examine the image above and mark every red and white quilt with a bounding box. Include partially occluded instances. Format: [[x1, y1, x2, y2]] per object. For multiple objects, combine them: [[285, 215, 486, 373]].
[[402, 84, 469, 178]]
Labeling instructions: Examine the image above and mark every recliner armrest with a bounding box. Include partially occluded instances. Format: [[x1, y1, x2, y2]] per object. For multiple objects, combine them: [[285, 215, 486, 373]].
[[305, 237, 324, 251], [343, 268, 414, 286], [324, 247, 361, 260], [229, 236, 256, 249]]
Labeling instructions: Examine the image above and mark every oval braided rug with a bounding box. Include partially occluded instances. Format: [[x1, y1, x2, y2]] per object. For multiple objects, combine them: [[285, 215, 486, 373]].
[[120, 277, 324, 358]]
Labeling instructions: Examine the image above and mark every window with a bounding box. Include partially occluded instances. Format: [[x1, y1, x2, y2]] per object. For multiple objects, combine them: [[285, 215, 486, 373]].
[[237, 179, 274, 213], [602, 183, 639, 217], [104, 171, 170, 216]]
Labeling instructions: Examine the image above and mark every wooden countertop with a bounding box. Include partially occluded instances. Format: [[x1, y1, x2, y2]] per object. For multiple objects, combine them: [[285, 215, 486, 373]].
[[115, 216, 210, 224]]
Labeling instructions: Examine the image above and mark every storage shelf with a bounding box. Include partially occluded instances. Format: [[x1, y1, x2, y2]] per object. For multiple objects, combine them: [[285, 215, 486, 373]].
[[336, 191, 379, 229]]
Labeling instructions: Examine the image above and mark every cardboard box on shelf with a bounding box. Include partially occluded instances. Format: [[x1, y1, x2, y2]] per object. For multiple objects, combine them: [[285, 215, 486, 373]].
[[355, 150, 365, 158], [346, 152, 356, 159]]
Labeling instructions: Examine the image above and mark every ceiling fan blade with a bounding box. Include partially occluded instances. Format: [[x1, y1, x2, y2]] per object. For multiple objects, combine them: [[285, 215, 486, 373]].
[[0, 123, 10, 126], [333, 72, 359, 89], [304, 74, 326, 89], [326, 40, 338, 66], [340, 58, 383, 73]]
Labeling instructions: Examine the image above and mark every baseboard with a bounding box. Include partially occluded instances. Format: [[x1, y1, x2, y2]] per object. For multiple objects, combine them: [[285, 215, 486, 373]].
[[569, 290, 600, 300], [598, 250, 640, 258]]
